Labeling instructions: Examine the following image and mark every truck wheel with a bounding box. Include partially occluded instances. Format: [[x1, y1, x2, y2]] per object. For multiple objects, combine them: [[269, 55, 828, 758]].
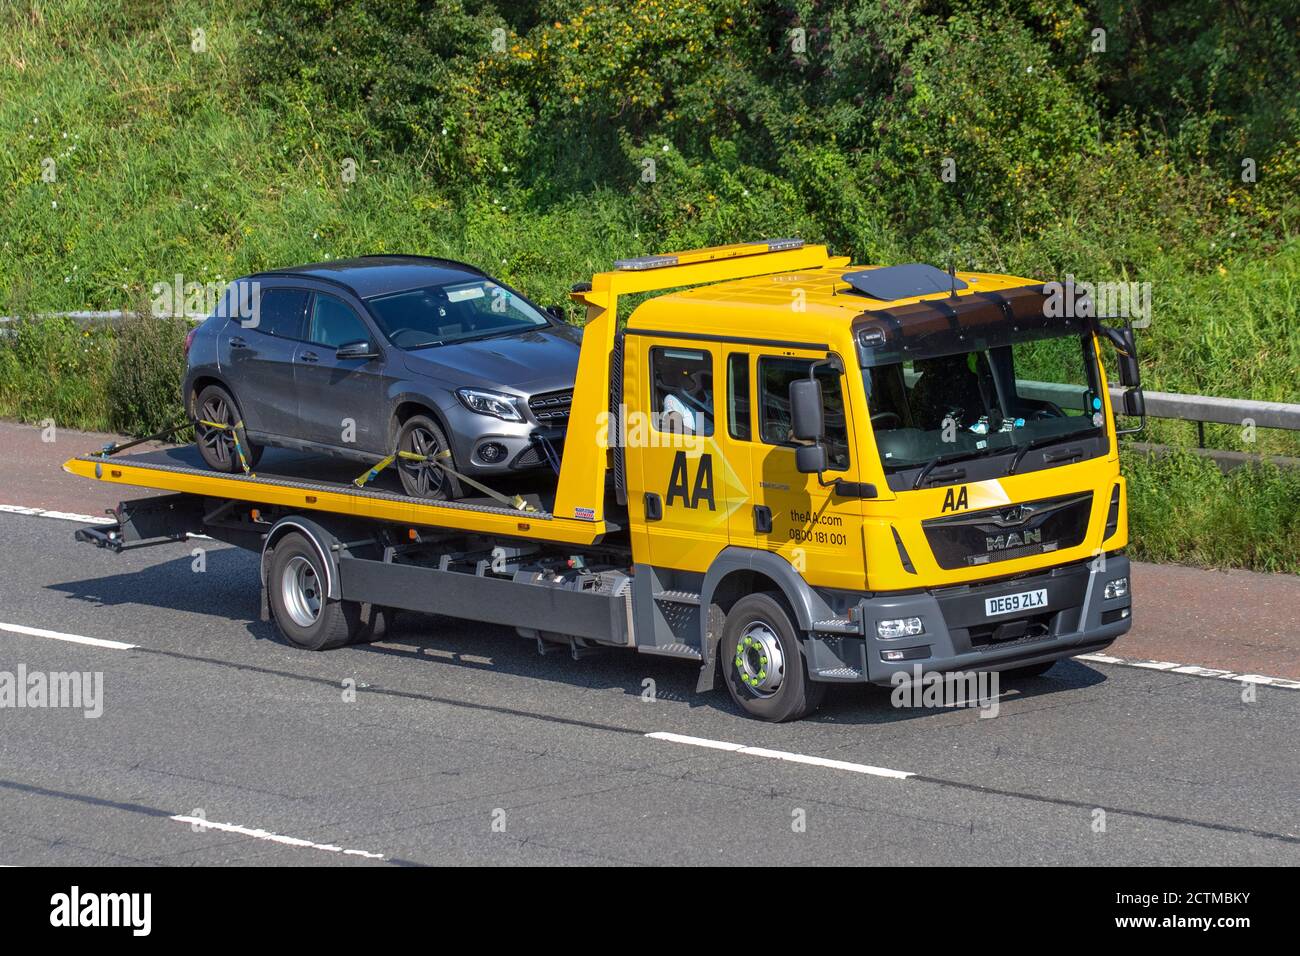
[[268, 533, 361, 650], [395, 415, 463, 500], [194, 383, 263, 473], [720, 593, 826, 722]]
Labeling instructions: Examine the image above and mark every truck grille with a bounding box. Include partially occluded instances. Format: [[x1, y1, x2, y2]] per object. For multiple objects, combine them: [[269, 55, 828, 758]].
[[528, 389, 572, 425], [922, 492, 1092, 570]]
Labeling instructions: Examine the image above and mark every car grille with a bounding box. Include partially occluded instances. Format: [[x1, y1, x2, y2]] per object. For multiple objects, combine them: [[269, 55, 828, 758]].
[[922, 492, 1093, 570], [528, 389, 573, 426]]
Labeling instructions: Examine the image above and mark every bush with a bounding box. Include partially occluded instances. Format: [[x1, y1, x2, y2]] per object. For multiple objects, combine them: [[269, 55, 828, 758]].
[[106, 312, 188, 436], [0, 316, 114, 430]]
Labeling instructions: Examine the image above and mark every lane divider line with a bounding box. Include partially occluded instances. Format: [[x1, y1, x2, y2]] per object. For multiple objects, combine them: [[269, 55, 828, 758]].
[[169, 815, 385, 859], [0, 503, 112, 524], [647, 731, 914, 779], [0, 621, 136, 650], [1076, 653, 1300, 690]]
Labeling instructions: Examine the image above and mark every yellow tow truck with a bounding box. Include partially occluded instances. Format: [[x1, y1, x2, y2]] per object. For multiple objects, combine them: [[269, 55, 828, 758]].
[[66, 239, 1143, 721]]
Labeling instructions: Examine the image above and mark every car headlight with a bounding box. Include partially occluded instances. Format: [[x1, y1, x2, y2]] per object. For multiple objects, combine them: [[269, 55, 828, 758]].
[[877, 617, 925, 638], [1103, 576, 1129, 600], [456, 388, 523, 422]]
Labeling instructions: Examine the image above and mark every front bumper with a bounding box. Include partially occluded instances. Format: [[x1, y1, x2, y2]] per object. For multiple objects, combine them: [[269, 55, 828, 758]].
[[803, 555, 1132, 684]]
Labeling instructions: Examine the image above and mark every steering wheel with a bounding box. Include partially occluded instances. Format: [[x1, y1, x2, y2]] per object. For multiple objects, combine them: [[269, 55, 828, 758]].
[[870, 411, 902, 428]]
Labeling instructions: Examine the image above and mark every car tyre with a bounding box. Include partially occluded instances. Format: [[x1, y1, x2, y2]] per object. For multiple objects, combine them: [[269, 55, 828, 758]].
[[194, 383, 263, 473], [395, 414, 463, 500]]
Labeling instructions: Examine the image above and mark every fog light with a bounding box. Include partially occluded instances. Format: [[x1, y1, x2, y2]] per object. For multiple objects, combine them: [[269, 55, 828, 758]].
[[478, 442, 507, 463], [882, 650, 905, 662], [877, 617, 924, 638], [1103, 576, 1129, 600]]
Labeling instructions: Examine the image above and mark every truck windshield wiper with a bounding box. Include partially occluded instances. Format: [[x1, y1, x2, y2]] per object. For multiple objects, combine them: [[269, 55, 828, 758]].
[[910, 445, 1006, 489], [1006, 433, 1070, 475]]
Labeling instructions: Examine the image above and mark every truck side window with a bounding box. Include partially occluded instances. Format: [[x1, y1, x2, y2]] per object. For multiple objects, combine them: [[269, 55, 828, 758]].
[[727, 353, 751, 441], [758, 357, 850, 470], [650, 347, 714, 436]]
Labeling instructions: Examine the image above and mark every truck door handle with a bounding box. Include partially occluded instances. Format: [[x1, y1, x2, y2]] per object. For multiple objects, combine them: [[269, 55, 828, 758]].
[[644, 492, 663, 521], [300, 351, 319, 363], [753, 505, 772, 534], [229, 336, 247, 349]]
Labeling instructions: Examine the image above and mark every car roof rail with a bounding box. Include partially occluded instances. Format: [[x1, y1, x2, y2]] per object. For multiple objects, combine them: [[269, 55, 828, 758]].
[[354, 253, 489, 276]]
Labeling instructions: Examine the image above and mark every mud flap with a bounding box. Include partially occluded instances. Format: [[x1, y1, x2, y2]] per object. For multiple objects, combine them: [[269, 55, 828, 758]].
[[695, 603, 726, 693]]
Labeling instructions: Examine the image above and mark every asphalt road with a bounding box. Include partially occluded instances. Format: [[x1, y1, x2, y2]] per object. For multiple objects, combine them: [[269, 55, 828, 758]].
[[1, 510, 1297, 866]]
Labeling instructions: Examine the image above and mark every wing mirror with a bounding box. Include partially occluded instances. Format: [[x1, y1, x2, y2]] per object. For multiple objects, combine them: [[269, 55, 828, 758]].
[[335, 340, 378, 360], [790, 378, 825, 443], [1099, 322, 1145, 436]]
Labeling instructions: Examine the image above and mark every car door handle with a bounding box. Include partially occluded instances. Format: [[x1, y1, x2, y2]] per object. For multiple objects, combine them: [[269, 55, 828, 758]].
[[229, 336, 247, 349], [300, 351, 319, 363], [644, 492, 663, 521], [753, 505, 772, 534]]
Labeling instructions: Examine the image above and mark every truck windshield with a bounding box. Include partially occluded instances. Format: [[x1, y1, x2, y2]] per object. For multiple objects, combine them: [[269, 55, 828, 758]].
[[366, 280, 550, 350], [863, 327, 1105, 475]]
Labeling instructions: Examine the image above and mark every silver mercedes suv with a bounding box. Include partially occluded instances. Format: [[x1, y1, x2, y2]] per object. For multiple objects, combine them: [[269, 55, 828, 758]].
[[182, 256, 580, 500]]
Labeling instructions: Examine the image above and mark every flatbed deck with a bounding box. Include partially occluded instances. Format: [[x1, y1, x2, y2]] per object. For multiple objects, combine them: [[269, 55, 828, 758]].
[[62, 445, 615, 546]]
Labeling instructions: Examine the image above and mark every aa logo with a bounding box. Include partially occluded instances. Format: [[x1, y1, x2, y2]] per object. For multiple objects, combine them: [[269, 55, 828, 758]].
[[665, 451, 715, 510], [941, 486, 969, 512]]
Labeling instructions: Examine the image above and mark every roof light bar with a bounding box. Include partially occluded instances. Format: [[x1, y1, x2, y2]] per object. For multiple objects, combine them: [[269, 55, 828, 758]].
[[614, 238, 804, 271]]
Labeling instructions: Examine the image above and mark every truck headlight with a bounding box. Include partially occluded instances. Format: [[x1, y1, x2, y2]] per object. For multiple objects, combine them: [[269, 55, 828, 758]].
[[877, 617, 924, 638], [1103, 576, 1129, 600], [457, 388, 523, 422]]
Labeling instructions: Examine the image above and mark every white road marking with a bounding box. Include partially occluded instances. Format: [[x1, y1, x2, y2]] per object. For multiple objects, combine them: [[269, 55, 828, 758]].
[[0, 621, 136, 650], [647, 731, 914, 779], [169, 815, 385, 859], [0, 504, 111, 524], [1077, 653, 1300, 690], [0, 502, 210, 538]]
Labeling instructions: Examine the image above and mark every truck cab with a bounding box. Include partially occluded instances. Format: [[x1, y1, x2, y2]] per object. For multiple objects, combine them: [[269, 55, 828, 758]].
[[569, 240, 1141, 719]]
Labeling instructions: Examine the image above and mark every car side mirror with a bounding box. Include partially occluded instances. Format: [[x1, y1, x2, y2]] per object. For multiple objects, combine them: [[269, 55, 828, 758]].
[[795, 443, 827, 475], [789, 378, 825, 442], [336, 340, 378, 360], [1123, 387, 1145, 417], [546, 305, 566, 321]]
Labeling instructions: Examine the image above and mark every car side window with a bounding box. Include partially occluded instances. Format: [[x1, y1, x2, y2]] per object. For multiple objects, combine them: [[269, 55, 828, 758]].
[[758, 357, 850, 470], [309, 294, 370, 349], [253, 289, 309, 339], [650, 346, 714, 436]]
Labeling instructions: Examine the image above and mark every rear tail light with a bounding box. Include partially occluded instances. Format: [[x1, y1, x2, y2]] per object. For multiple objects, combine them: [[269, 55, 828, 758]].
[[184, 327, 197, 357]]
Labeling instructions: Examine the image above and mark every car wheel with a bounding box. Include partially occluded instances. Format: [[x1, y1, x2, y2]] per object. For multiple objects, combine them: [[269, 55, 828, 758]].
[[395, 414, 462, 500], [194, 383, 263, 473], [720, 593, 826, 722], [267, 533, 361, 651]]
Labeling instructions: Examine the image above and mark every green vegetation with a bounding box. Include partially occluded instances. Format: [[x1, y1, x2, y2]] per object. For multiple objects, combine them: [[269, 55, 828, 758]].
[[1, 0, 1297, 570]]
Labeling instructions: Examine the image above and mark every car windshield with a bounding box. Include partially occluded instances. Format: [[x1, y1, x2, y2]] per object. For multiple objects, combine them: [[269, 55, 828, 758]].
[[863, 327, 1105, 473], [366, 280, 550, 350]]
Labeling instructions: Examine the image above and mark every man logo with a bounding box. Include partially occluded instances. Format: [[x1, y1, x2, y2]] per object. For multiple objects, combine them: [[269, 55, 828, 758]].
[[986, 529, 1042, 552]]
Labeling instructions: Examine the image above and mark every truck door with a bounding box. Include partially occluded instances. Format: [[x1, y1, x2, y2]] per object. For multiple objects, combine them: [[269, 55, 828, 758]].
[[742, 349, 867, 590], [630, 338, 747, 572]]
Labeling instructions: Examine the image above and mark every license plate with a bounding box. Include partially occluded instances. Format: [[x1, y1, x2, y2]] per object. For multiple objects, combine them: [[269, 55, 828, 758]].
[[984, 588, 1048, 617]]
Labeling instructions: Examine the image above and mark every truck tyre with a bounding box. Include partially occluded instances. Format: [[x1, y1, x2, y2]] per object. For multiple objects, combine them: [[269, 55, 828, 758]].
[[395, 414, 463, 500], [194, 383, 263, 473], [267, 533, 361, 650], [720, 593, 826, 722]]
